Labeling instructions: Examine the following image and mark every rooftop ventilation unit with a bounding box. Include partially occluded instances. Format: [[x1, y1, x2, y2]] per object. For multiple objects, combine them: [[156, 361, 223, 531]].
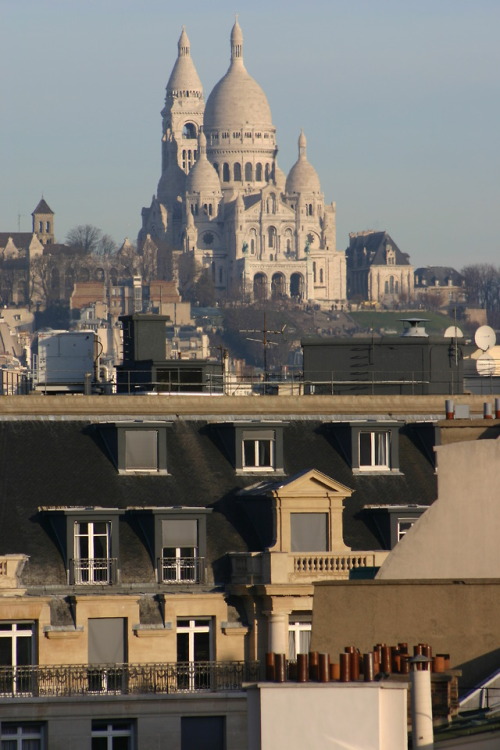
[[400, 318, 429, 338]]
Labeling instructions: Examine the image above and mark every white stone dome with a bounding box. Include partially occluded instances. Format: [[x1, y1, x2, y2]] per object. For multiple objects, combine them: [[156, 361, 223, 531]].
[[204, 21, 273, 131], [286, 131, 321, 194], [186, 131, 222, 194], [166, 28, 203, 96]]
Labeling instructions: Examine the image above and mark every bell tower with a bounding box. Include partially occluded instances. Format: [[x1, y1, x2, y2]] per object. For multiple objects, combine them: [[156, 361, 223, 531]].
[[32, 198, 54, 245]]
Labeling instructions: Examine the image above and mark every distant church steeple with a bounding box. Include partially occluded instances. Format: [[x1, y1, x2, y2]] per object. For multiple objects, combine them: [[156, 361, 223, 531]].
[[32, 198, 54, 245]]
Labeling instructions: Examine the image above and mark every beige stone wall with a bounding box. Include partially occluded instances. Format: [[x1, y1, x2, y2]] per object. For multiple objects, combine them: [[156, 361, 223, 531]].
[[312, 579, 500, 687], [377, 439, 500, 580]]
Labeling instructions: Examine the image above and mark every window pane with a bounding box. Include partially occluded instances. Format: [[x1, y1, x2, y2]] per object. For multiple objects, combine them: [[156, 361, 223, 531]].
[[258, 440, 271, 466], [91, 740, 107, 750], [375, 432, 389, 466], [181, 717, 225, 750], [359, 432, 372, 466], [16, 637, 32, 666], [0, 639, 12, 666], [194, 631, 210, 661], [243, 440, 255, 467]]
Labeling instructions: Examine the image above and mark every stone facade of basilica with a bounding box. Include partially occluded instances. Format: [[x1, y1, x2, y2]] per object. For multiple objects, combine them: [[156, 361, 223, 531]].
[[139, 21, 346, 306]]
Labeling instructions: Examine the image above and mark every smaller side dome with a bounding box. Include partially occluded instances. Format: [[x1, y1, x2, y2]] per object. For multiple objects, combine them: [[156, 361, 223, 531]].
[[186, 131, 222, 194], [285, 130, 321, 194]]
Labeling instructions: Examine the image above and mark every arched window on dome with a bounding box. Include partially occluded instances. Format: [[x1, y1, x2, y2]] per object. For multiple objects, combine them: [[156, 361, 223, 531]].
[[319, 268, 324, 284], [182, 123, 197, 139], [222, 163, 230, 182], [270, 193, 276, 214], [268, 227, 277, 249], [313, 262, 317, 283], [265, 164, 270, 181], [306, 204, 313, 216], [390, 276, 394, 294], [234, 162, 242, 181], [251, 239, 255, 254], [256, 163, 263, 181], [395, 280, 399, 294], [245, 163, 253, 181], [384, 280, 389, 295]]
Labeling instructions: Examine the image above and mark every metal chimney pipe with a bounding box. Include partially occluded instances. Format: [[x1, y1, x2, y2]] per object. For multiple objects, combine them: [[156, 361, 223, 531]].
[[445, 399, 454, 419], [484, 402, 493, 419], [495, 398, 500, 419], [410, 655, 434, 750]]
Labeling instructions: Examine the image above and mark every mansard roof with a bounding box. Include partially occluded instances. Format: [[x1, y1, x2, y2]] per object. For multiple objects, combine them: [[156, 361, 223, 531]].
[[415, 266, 465, 287], [0, 416, 437, 586], [347, 231, 411, 267]]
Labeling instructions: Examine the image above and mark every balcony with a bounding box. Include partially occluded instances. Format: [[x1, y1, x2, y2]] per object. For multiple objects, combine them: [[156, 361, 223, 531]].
[[0, 661, 260, 698], [228, 550, 389, 585], [69, 558, 118, 585], [158, 557, 205, 584]]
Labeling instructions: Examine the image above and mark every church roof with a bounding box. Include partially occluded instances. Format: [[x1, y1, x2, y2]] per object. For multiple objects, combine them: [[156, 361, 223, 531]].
[[347, 231, 411, 267], [32, 198, 53, 215], [414, 266, 464, 287], [286, 131, 321, 194], [166, 27, 203, 96], [0, 233, 35, 249], [204, 21, 273, 131]]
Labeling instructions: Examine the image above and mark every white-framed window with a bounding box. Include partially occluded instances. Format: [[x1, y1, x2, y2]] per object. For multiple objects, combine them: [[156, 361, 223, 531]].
[[359, 431, 390, 470], [0, 623, 35, 696], [1, 723, 45, 749], [91, 720, 133, 750], [177, 618, 213, 689], [74, 521, 112, 584], [288, 620, 312, 660], [397, 518, 416, 541], [242, 436, 274, 470], [161, 518, 199, 583]]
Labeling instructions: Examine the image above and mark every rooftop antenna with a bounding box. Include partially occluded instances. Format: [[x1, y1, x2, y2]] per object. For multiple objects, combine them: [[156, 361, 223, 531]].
[[240, 312, 286, 390]]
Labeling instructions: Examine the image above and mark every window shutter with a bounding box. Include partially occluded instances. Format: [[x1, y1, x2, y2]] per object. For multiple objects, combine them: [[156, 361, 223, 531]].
[[125, 430, 158, 470], [290, 513, 328, 552], [162, 519, 198, 548], [88, 618, 126, 664]]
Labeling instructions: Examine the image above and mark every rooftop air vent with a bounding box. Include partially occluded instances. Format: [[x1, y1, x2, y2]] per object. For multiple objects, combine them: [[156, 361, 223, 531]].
[[400, 318, 429, 338]]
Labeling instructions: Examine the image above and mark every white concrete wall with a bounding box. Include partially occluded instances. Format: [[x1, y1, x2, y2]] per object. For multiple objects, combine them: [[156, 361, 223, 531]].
[[377, 439, 500, 580], [247, 682, 408, 750]]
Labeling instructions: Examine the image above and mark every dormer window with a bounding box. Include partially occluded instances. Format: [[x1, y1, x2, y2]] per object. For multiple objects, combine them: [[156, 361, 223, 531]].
[[333, 422, 402, 475], [213, 421, 286, 475], [242, 431, 274, 470], [99, 422, 171, 475], [359, 430, 390, 470]]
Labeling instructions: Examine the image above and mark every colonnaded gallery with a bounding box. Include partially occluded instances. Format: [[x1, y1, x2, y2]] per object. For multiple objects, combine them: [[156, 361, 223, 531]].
[[139, 21, 346, 306]]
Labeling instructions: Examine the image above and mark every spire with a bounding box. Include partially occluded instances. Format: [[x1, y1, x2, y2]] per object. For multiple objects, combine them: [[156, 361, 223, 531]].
[[230, 17, 243, 63], [198, 129, 207, 156], [298, 130, 307, 159], [178, 26, 190, 57]]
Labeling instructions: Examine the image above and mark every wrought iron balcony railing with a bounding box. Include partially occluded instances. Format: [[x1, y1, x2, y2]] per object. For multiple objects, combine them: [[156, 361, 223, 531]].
[[158, 557, 205, 584], [0, 661, 260, 698], [69, 558, 118, 585]]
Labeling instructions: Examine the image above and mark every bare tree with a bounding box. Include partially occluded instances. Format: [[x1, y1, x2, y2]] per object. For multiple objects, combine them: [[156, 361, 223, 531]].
[[66, 225, 102, 254], [462, 263, 500, 327]]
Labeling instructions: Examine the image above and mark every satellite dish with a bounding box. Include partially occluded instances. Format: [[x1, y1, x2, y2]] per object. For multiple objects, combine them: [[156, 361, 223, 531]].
[[444, 326, 464, 338], [476, 351, 496, 377], [475, 325, 496, 351]]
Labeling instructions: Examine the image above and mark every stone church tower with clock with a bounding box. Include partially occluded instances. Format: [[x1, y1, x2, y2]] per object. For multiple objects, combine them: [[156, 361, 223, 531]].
[[139, 21, 346, 306]]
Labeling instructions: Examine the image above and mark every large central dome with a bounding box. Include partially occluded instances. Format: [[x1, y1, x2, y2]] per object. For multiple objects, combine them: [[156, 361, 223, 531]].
[[204, 20, 273, 131]]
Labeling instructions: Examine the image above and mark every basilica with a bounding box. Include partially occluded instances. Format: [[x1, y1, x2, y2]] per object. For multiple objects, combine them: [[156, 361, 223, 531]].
[[139, 21, 346, 306]]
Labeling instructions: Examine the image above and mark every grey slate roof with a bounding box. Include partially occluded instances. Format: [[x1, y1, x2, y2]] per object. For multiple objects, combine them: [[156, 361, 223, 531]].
[[346, 231, 411, 267], [32, 198, 54, 215], [0, 419, 437, 587]]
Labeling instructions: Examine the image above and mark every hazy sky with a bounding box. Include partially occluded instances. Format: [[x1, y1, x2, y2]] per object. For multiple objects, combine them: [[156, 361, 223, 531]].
[[2, 0, 499, 270]]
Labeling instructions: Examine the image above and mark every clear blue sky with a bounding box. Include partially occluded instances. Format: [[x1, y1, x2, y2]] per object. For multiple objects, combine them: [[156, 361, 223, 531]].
[[1, 0, 499, 270]]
